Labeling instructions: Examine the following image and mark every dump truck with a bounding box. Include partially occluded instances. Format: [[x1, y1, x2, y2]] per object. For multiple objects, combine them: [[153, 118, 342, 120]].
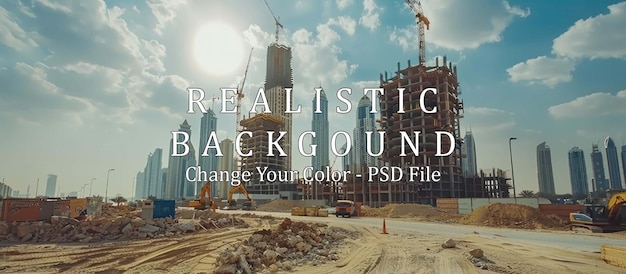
[[335, 200, 355, 218]]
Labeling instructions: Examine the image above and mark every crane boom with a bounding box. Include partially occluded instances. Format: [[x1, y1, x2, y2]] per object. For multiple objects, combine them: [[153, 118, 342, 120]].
[[405, 0, 430, 66], [235, 48, 253, 171], [263, 0, 283, 43]]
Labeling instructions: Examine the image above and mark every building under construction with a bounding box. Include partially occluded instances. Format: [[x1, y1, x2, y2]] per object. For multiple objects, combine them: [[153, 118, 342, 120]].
[[239, 114, 284, 194], [341, 56, 464, 207]]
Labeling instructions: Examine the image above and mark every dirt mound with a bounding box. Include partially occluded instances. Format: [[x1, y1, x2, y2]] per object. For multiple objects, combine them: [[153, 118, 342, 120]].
[[214, 218, 360, 273], [460, 203, 565, 229], [361, 203, 446, 217], [257, 199, 300, 212]]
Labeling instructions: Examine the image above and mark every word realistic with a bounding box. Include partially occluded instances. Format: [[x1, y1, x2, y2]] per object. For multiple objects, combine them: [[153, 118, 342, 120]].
[[171, 130, 456, 158], [186, 87, 440, 115]]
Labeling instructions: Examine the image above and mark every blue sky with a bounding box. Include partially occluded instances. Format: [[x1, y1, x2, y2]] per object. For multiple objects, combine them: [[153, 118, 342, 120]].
[[1, 0, 625, 198]]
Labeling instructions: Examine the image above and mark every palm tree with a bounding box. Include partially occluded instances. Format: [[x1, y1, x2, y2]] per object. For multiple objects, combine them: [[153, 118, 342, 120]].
[[519, 190, 535, 198], [110, 196, 127, 206]]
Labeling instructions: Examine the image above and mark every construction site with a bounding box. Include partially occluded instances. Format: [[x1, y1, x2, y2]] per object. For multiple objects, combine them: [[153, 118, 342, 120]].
[[2, 0, 626, 273], [2, 194, 626, 273]]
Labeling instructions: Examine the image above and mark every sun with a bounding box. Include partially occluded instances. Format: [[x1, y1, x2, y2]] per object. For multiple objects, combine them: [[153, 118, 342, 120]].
[[194, 22, 245, 76]]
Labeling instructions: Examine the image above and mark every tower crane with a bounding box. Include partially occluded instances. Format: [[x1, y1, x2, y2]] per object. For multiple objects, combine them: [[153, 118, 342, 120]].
[[263, 0, 283, 43], [405, 0, 430, 66], [235, 47, 253, 170]]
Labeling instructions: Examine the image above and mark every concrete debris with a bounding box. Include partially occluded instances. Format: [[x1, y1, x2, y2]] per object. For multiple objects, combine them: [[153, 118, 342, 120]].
[[441, 238, 456, 248], [213, 218, 360, 273], [469, 248, 484, 258], [0, 209, 246, 243]]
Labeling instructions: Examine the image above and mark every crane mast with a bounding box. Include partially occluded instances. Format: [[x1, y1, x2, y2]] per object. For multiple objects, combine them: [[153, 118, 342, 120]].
[[405, 0, 430, 66], [263, 0, 283, 43], [235, 48, 253, 170]]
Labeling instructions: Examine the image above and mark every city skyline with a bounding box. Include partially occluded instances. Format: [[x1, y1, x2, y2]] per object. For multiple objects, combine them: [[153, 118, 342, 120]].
[[1, 0, 626, 198]]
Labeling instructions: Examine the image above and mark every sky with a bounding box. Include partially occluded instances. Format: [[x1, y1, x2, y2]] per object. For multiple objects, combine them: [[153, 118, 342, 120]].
[[1, 0, 626, 198]]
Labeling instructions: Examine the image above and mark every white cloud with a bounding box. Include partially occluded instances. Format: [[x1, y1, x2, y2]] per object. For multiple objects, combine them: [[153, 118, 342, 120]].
[[359, 0, 381, 31], [390, 0, 530, 51], [146, 0, 187, 36], [329, 16, 357, 36], [548, 90, 626, 119], [0, 6, 37, 51], [464, 107, 515, 131], [506, 56, 575, 88], [553, 2, 626, 60], [337, 0, 354, 10]]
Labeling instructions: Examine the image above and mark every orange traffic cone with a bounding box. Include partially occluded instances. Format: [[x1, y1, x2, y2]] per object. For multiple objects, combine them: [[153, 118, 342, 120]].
[[382, 219, 388, 234]]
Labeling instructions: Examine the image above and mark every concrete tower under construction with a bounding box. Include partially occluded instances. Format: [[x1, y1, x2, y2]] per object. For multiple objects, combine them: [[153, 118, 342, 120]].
[[265, 43, 294, 171], [342, 56, 464, 206]]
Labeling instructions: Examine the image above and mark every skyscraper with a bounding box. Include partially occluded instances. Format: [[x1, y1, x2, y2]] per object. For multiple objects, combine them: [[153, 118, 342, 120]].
[[134, 171, 144, 199], [217, 138, 234, 199], [591, 144, 609, 192], [341, 143, 352, 172], [265, 44, 293, 90], [461, 130, 478, 177], [265, 42, 293, 171], [311, 87, 329, 172], [568, 147, 589, 197], [353, 95, 380, 172], [536, 142, 556, 195], [605, 136, 622, 189], [45, 174, 57, 197], [165, 120, 197, 199], [199, 109, 218, 196], [143, 148, 163, 198]]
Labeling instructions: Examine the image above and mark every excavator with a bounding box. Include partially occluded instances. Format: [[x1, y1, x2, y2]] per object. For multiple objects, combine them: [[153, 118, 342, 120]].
[[569, 191, 626, 233], [188, 182, 216, 212], [224, 184, 256, 210]]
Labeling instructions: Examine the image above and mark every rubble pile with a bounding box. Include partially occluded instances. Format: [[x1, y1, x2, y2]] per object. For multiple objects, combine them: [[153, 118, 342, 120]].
[[0, 212, 247, 243], [460, 203, 565, 229], [177, 209, 238, 220], [257, 200, 300, 212], [214, 218, 360, 274]]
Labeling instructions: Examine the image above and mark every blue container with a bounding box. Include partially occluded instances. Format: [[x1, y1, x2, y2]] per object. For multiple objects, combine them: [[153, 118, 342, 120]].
[[152, 199, 176, 219]]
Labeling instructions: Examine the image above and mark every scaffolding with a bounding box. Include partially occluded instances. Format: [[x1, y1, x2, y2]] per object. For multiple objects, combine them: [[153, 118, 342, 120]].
[[239, 114, 285, 195]]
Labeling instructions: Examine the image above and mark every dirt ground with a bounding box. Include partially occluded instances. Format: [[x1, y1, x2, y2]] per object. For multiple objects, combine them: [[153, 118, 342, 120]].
[[1, 203, 624, 273]]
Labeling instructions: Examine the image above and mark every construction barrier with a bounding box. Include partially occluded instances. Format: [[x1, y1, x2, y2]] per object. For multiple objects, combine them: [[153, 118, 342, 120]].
[[436, 198, 552, 215], [1, 198, 44, 222], [436, 198, 459, 214], [69, 198, 88, 218], [305, 206, 319, 216], [601, 245, 626, 268], [291, 207, 306, 216], [53, 200, 71, 217], [317, 209, 328, 217]]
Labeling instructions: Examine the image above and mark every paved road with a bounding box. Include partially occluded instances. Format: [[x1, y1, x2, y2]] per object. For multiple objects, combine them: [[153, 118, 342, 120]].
[[222, 209, 626, 253]]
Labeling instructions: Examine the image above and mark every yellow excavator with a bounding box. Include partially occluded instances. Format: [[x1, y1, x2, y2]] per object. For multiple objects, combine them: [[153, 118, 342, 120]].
[[225, 184, 256, 210], [188, 182, 216, 211], [569, 191, 626, 233]]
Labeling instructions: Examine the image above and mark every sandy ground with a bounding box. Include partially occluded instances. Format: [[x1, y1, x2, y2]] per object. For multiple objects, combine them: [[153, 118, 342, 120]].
[[0, 215, 624, 273]]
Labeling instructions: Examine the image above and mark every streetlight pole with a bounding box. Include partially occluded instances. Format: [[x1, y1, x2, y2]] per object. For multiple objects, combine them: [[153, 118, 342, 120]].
[[90, 178, 96, 196], [509, 137, 517, 203], [106, 168, 115, 204]]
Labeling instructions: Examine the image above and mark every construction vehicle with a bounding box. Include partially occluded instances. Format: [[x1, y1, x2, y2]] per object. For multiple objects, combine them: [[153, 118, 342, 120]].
[[188, 182, 216, 211], [569, 191, 626, 232], [335, 200, 355, 218], [225, 184, 256, 210]]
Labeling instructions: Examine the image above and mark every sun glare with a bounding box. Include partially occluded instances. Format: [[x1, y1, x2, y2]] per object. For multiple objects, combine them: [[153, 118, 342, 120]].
[[194, 22, 244, 76]]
